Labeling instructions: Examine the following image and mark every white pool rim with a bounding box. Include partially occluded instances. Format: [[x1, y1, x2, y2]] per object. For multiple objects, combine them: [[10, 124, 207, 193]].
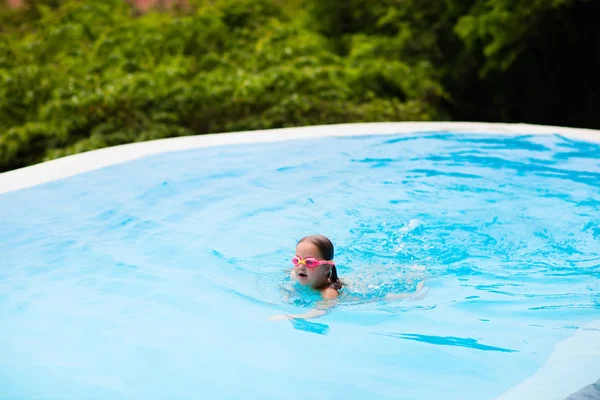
[[1, 121, 599, 195], [1, 121, 598, 399]]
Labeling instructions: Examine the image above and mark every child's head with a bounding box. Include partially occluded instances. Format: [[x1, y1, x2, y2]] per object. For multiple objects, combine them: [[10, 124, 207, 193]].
[[293, 235, 342, 290]]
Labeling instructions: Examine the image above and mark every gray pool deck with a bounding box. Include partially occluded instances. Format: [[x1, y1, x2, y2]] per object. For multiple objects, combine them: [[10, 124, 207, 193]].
[[564, 379, 600, 400]]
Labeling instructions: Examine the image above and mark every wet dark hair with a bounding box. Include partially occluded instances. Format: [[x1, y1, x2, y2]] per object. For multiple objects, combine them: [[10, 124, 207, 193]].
[[298, 234, 342, 291]]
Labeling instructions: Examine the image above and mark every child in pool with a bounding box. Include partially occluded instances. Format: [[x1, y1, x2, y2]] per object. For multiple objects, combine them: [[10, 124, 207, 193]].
[[272, 234, 425, 320], [290, 234, 342, 300]]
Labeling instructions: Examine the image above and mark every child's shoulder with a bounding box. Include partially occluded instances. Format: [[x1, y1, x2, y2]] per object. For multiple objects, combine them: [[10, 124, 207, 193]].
[[321, 287, 339, 299]]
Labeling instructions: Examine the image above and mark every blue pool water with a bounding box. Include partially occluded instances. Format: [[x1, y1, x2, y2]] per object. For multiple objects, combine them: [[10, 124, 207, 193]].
[[1, 132, 599, 400]]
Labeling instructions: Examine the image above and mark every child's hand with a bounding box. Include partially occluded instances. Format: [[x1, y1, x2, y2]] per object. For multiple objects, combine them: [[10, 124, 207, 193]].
[[269, 314, 293, 321], [384, 280, 427, 301]]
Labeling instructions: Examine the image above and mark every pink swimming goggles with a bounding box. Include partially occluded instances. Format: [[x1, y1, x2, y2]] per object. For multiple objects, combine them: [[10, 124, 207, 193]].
[[292, 256, 335, 268]]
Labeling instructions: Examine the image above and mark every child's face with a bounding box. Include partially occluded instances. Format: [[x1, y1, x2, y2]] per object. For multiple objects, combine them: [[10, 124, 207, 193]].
[[294, 241, 331, 289]]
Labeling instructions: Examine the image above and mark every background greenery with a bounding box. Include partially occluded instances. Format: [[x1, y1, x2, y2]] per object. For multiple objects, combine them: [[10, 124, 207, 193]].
[[1, 0, 598, 171]]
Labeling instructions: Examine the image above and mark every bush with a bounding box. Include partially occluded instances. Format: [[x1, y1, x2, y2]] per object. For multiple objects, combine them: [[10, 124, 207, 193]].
[[0, 0, 443, 171]]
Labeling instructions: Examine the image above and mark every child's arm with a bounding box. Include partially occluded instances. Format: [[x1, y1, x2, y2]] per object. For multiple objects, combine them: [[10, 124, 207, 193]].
[[270, 294, 338, 320], [281, 308, 327, 320], [384, 280, 426, 301]]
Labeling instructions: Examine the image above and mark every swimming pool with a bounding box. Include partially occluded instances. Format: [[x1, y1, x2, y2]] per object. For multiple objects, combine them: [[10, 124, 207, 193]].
[[1, 123, 599, 400]]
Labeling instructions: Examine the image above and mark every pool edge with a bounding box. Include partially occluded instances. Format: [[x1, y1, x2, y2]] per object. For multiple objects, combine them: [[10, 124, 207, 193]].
[[0, 121, 598, 194], [495, 319, 600, 400]]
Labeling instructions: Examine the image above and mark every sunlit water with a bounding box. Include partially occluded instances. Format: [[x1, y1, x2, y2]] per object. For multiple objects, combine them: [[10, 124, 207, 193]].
[[1, 132, 599, 400]]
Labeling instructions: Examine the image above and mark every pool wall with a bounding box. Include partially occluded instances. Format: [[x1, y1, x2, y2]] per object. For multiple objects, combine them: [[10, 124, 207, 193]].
[[1, 121, 599, 400]]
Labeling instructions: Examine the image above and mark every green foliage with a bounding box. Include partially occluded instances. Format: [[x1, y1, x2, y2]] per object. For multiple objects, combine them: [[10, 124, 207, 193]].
[[0, 0, 444, 171], [454, 0, 577, 71], [0, 0, 598, 171]]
